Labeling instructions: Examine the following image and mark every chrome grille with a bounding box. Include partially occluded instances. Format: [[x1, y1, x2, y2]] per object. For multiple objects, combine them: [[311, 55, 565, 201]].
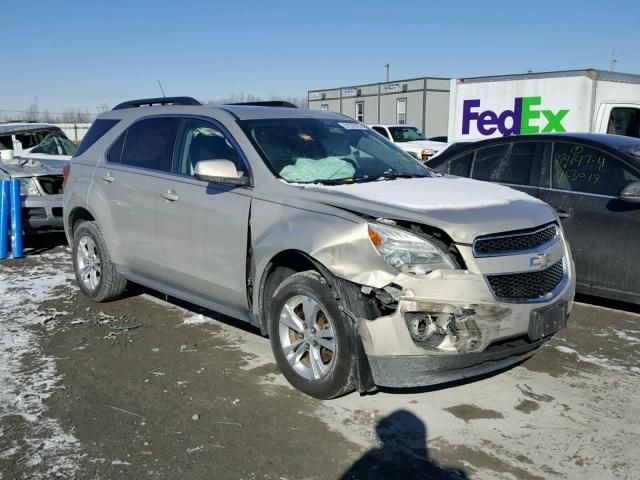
[[486, 260, 564, 300], [474, 224, 558, 256], [36, 176, 64, 195]]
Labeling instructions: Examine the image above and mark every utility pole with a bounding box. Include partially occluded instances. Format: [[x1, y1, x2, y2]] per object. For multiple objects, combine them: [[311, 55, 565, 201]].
[[609, 49, 617, 72], [385, 63, 390, 82]]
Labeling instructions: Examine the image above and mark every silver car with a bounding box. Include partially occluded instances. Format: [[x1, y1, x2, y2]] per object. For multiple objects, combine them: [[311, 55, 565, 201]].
[[63, 97, 576, 399], [0, 122, 76, 232]]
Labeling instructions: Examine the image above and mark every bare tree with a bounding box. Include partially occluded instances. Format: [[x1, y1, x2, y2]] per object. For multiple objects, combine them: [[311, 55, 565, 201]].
[[206, 92, 307, 108], [41, 110, 57, 123], [61, 108, 93, 123], [25, 103, 40, 122]]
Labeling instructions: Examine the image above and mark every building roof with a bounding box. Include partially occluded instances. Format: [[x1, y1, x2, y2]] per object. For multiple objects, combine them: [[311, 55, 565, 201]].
[[456, 68, 640, 84]]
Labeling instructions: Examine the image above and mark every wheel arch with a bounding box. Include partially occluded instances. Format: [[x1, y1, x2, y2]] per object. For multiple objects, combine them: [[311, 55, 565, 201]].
[[257, 249, 319, 335], [257, 249, 378, 393], [67, 206, 96, 241]]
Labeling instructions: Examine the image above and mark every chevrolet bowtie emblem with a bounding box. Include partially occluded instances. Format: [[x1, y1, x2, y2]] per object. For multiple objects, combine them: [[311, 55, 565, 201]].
[[530, 253, 552, 269]]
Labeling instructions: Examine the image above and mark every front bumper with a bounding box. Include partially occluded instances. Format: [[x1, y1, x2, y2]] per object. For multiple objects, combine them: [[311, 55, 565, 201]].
[[368, 336, 548, 388], [358, 248, 576, 388], [21, 195, 64, 232]]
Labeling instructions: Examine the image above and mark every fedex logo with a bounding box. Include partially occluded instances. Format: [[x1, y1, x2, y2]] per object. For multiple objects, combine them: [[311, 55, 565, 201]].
[[461, 96, 569, 136]]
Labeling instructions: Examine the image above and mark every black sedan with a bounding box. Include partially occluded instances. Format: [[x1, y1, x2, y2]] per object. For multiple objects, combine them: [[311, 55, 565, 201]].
[[427, 133, 640, 305]]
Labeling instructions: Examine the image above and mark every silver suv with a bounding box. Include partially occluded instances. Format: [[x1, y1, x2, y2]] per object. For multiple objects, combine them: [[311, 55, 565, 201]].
[[63, 97, 576, 399]]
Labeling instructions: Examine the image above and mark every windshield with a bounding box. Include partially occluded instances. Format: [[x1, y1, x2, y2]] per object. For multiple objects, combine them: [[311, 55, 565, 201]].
[[239, 118, 431, 184], [616, 143, 640, 162], [388, 126, 427, 142], [0, 128, 77, 156], [30, 131, 77, 156]]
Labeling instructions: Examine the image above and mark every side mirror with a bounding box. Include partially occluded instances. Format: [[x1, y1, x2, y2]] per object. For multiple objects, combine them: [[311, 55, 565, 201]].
[[194, 159, 249, 186], [618, 181, 640, 204]]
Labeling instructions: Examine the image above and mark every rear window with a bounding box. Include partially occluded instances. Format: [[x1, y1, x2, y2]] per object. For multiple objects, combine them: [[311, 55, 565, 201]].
[[120, 118, 179, 172], [73, 119, 120, 157]]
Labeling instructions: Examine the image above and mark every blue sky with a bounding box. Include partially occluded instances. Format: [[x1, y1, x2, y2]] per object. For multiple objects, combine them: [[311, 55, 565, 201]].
[[2, 0, 639, 115]]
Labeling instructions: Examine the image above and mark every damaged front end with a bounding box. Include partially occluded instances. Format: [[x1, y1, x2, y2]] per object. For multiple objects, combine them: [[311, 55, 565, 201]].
[[358, 274, 511, 358], [341, 219, 574, 389], [401, 301, 510, 354], [357, 283, 552, 388]]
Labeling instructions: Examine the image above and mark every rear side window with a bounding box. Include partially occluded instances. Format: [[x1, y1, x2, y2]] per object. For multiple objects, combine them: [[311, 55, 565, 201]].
[[107, 132, 126, 164], [472, 142, 537, 185], [472, 144, 511, 181], [446, 152, 473, 177], [120, 118, 180, 172], [73, 119, 120, 157]]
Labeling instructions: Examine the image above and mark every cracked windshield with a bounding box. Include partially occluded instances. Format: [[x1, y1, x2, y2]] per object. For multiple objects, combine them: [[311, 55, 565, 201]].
[[241, 118, 430, 184]]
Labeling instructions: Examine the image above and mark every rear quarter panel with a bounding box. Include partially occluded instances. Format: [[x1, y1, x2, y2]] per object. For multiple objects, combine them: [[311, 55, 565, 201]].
[[63, 161, 97, 244]]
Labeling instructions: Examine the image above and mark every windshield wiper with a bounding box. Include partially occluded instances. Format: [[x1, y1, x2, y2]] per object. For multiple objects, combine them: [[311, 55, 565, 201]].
[[373, 171, 429, 181], [307, 178, 356, 185]]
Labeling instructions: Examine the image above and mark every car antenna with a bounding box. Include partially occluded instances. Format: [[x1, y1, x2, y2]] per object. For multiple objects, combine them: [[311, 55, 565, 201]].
[[157, 80, 166, 98]]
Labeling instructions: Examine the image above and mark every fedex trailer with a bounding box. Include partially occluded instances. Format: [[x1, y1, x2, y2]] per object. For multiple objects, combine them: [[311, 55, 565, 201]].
[[448, 69, 640, 142]]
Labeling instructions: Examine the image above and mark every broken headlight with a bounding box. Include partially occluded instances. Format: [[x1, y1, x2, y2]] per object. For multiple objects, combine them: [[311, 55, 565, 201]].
[[19, 178, 40, 197], [368, 223, 455, 275]]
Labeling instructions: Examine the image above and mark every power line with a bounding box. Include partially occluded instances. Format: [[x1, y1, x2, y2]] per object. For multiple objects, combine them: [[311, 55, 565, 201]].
[[0, 90, 123, 99], [0, 108, 99, 116]]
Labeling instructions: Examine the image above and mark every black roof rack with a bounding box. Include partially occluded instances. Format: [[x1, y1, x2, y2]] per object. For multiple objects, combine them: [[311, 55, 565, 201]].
[[112, 96, 202, 110], [225, 101, 298, 108]]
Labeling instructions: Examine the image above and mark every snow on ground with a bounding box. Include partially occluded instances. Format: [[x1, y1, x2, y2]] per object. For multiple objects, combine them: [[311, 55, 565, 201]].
[[0, 252, 82, 479], [2, 250, 639, 479], [554, 345, 640, 374]]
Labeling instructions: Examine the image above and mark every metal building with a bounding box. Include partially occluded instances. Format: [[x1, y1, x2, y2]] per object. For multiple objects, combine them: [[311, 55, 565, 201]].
[[308, 76, 450, 137]]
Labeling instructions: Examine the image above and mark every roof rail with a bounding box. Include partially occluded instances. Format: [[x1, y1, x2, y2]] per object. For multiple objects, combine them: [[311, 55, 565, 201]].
[[226, 101, 299, 108], [112, 96, 202, 110]]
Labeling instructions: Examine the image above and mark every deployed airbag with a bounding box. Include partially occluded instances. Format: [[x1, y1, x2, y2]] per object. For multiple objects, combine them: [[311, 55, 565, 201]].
[[280, 156, 355, 183]]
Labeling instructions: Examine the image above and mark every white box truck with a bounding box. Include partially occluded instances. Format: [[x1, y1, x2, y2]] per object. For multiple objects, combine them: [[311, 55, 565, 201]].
[[447, 69, 640, 142]]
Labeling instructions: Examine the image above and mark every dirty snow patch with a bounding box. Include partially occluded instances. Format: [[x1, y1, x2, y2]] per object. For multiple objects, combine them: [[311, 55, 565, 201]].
[[613, 330, 640, 344], [0, 252, 82, 478], [181, 313, 215, 326], [555, 345, 640, 375]]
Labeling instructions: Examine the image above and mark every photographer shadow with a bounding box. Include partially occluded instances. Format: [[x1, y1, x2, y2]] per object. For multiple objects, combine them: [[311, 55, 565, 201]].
[[341, 409, 468, 480]]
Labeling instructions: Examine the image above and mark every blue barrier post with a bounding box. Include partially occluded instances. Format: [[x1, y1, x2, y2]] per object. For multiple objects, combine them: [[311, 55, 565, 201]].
[[9, 178, 23, 258], [0, 179, 9, 259]]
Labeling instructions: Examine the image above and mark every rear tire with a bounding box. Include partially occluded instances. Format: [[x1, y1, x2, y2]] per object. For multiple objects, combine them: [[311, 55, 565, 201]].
[[268, 270, 355, 399], [72, 221, 127, 302]]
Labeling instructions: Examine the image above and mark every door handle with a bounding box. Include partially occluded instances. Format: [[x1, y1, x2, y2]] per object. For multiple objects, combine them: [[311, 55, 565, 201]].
[[556, 209, 571, 219], [160, 190, 179, 202], [102, 172, 114, 183]]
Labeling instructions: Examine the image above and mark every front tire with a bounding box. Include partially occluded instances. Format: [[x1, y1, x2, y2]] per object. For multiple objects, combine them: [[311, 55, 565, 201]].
[[72, 221, 127, 302], [268, 271, 356, 399]]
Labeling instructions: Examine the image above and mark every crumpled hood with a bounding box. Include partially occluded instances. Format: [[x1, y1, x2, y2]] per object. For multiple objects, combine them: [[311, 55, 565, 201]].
[[0, 154, 69, 178], [297, 176, 556, 244], [399, 139, 447, 152]]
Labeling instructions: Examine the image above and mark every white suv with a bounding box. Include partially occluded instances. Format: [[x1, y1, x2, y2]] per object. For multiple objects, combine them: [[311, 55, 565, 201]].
[[369, 124, 446, 161]]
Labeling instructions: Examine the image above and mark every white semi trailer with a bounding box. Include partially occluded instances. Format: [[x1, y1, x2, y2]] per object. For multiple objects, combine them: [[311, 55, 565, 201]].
[[447, 69, 640, 142]]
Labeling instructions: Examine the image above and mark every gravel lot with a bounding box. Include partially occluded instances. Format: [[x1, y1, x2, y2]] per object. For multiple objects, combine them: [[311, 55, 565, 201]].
[[1, 235, 639, 479]]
